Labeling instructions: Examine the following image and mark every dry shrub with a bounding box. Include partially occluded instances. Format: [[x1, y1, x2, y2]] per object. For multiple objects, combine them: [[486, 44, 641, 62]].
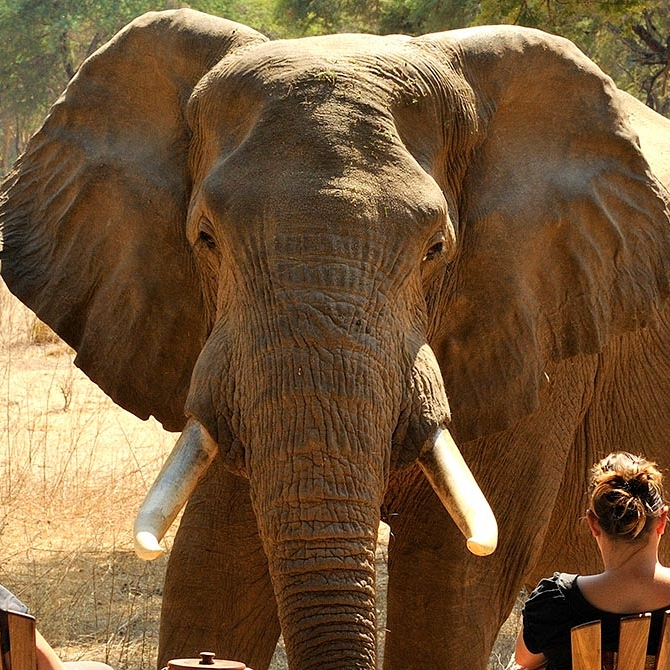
[[0, 279, 520, 670], [1, 279, 176, 669], [29, 319, 61, 346]]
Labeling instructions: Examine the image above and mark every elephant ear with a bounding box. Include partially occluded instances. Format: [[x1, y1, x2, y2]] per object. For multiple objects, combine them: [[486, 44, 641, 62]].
[[0, 9, 268, 431], [418, 26, 670, 442]]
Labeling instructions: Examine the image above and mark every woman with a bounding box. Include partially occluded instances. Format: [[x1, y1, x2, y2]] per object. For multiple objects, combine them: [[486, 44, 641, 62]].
[[513, 451, 670, 670]]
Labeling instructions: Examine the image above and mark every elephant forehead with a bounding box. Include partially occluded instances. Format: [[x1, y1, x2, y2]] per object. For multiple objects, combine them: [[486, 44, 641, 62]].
[[188, 35, 455, 247], [216, 32, 414, 82], [188, 34, 470, 203], [198, 107, 449, 231], [194, 33, 451, 114]]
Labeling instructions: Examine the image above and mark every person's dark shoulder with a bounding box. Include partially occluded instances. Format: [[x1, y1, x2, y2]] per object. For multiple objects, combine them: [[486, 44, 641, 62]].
[[522, 572, 578, 654], [526, 572, 578, 606]]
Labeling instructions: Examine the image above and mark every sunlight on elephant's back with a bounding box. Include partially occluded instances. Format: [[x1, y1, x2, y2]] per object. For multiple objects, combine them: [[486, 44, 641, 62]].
[[619, 90, 670, 188]]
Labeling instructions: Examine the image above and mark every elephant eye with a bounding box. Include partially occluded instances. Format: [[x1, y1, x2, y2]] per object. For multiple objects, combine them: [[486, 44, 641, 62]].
[[199, 230, 217, 249], [197, 218, 217, 250], [423, 239, 444, 262]]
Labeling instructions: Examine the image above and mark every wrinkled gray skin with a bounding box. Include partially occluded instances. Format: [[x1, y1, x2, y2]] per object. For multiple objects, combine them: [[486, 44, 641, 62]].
[[2, 9, 670, 670]]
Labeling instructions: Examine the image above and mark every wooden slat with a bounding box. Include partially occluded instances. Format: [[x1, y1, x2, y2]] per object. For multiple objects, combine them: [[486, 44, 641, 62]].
[[1, 622, 9, 670], [619, 613, 652, 670], [6, 612, 36, 670], [656, 610, 670, 670], [572, 620, 602, 670]]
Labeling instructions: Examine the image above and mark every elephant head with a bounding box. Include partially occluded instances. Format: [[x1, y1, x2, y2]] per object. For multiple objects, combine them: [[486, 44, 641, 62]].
[[2, 9, 670, 670]]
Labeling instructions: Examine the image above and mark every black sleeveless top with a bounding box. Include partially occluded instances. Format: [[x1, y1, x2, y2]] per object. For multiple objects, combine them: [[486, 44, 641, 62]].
[[522, 572, 670, 670]]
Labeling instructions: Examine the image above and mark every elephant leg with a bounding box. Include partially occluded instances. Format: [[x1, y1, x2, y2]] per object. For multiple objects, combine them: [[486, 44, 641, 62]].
[[383, 358, 596, 669], [158, 458, 280, 670], [384, 469, 523, 670], [384, 468, 563, 670]]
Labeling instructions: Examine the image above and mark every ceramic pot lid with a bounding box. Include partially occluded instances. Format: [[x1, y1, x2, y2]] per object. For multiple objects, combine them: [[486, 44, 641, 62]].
[[166, 652, 249, 670]]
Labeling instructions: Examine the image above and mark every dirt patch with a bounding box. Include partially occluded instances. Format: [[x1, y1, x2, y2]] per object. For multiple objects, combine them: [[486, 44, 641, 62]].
[[0, 281, 520, 669]]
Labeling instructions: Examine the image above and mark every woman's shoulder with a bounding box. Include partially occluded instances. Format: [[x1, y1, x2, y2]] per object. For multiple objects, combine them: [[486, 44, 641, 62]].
[[522, 573, 580, 657], [523, 572, 580, 623], [654, 565, 670, 597]]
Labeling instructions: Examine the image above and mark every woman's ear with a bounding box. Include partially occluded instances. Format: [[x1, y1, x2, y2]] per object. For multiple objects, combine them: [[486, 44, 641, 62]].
[[586, 510, 602, 538], [657, 506, 668, 535]]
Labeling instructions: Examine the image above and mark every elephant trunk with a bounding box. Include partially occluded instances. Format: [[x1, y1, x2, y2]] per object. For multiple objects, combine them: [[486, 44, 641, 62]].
[[259, 501, 379, 668], [133, 310, 497, 669]]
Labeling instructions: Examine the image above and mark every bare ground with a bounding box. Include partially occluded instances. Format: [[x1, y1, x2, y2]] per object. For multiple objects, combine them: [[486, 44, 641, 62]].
[[0, 280, 519, 670]]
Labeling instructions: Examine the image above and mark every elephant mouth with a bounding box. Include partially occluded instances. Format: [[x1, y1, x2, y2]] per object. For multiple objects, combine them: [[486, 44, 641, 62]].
[[133, 417, 497, 560]]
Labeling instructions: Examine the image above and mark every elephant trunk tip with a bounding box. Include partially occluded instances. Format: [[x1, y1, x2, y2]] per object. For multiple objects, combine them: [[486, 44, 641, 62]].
[[134, 529, 165, 561]]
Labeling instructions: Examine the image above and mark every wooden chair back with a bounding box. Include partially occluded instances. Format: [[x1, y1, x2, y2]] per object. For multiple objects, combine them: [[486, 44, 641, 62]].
[[0, 610, 37, 670], [571, 610, 670, 670]]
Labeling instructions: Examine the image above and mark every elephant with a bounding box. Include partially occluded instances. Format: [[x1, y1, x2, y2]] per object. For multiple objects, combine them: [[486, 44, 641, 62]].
[[2, 7, 670, 670]]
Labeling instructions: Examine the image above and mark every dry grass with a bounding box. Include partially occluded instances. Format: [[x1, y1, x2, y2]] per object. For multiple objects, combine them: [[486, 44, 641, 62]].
[[1, 280, 175, 669], [0, 279, 520, 670]]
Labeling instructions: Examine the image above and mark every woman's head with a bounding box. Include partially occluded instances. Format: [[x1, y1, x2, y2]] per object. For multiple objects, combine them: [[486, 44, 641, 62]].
[[588, 452, 666, 542]]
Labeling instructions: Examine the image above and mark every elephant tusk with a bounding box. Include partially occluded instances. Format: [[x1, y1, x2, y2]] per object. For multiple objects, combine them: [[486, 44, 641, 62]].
[[133, 418, 219, 561], [419, 428, 498, 556]]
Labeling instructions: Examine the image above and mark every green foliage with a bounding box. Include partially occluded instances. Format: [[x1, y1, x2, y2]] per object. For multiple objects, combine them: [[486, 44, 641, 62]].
[[377, 0, 478, 35], [474, 0, 640, 54], [272, 0, 478, 35], [190, 0, 281, 36], [0, 0, 176, 167], [273, 0, 380, 35], [0, 0, 667, 170], [607, 1, 670, 114]]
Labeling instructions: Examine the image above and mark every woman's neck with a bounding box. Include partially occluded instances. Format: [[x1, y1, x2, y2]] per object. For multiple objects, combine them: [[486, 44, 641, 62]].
[[578, 537, 670, 613], [579, 512, 670, 613], [598, 534, 662, 579]]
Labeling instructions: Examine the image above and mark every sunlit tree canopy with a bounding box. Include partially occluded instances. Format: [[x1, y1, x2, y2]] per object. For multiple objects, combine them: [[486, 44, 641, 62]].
[[0, 0, 667, 170]]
